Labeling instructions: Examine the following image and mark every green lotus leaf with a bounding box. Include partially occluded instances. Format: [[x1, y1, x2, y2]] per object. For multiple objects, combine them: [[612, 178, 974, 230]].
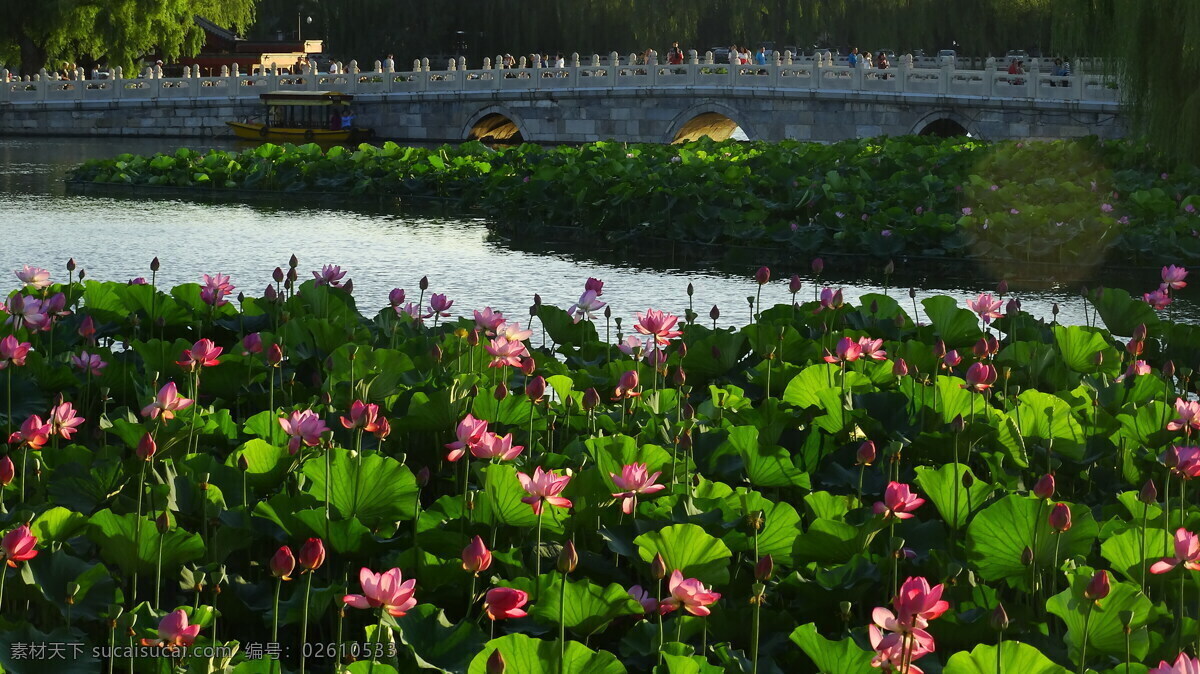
[[1013, 389, 1085, 460], [724, 425, 809, 488], [922, 295, 984, 348], [789, 623, 874, 674], [966, 496, 1098, 589], [635, 523, 733, 586], [392, 603, 487, 673], [474, 463, 567, 534], [86, 509, 204, 575], [1099, 526, 1171, 583], [782, 363, 872, 409], [1088, 287, 1159, 337], [914, 464, 994, 530], [467, 634, 626, 674], [504, 572, 643, 636], [1052, 325, 1120, 375], [1045, 572, 1153, 662], [302, 448, 418, 528], [943, 641, 1069, 674], [30, 506, 87, 544]]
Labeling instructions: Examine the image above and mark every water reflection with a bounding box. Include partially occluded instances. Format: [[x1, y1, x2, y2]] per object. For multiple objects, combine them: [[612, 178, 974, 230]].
[[0, 137, 1191, 330]]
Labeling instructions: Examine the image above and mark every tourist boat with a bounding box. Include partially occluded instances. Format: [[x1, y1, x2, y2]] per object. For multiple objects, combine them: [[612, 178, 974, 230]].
[[226, 91, 372, 143]]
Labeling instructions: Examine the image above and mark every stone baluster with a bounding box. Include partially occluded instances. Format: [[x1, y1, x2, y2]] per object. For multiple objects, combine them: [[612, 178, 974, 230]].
[[182, 66, 191, 78], [571, 52, 580, 67], [230, 63, 238, 77], [633, 52, 643, 66], [374, 60, 382, 73], [518, 56, 527, 68], [496, 55, 504, 69], [448, 59, 456, 71], [421, 57, 430, 71], [774, 52, 782, 66], [220, 65, 229, 77], [0, 69, 7, 83], [704, 51, 714, 65], [414, 59, 423, 72], [591, 54, 600, 67], [532, 54, 541, 68], [458, 56, 466, 71], [688, 49, 698, 65], [610, 51, 619, 67], [193, 64, 200, 78], [349, 60, 359, 74], [784, 50, 793, 65], [483, 57, 492, 69]]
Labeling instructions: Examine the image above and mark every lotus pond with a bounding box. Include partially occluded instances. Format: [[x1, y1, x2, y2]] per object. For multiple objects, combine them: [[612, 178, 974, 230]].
[[0, 255, 1199, 674], [65, 136, 1200, 269]]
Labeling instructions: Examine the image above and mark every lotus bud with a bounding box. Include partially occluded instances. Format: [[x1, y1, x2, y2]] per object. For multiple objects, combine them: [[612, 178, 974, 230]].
[[933, 339, 947, 359], [520, 358, 536, 376], [1052, 303, 1059, 317], [582, 387, 600, 410], [950, 414, 965, 434], [1092, 351, 1103, 366], [651, 553, 667, 580], [78, 269, 86, 281], [1020, 546, 1034, 566], [237, 453, 249, 471], [494, 382, 508, 400], [533, 293, 542, 307], [416, 466, 430, 487], [962, 471, 974, 489], [677, 341, 688, 358], [682, 403, 695, 420], [856, 440, 876, 466], [264, 284, 277, 301], [66, 257, 77, 273], [237, 292, 246, 304], [883, 260, 894, 276], [1048, 503, 1072, 532], [486, 649, 506, 674], [755, 266, 771, 285], [0, 456, 13, 486], [148, 257, 160, 272], [155, 510, 172, 534], [467, 329, 480, 347], [811, 257, 824, 274], [342, 279, 354, 295], [462, 535, 492, 574], [286, 267, 297, 283], [1165, 446, 1181, 469], [271, 546, 295, 579], [131, 433, 156, 461], [298, 538, 325, 571], [710, 305, 720, 321], [687, 282, 694, 297], [839, 601, 852, 621], [1164, 360, 1176, 378], [1139, 479, 1157, 504], [1033, 474, 1055, 500], [267, 343, 283, 366], [997, 279, 1009, 295], [672, 367, 686, 387], [755, 554, 773, 582], [1133, 323, 1147, 341], [1084, 569, 1110, 601], [892, 358, 909, 377], [557, 539, 578, 573], [973, 337, 990, 359], [1006, 298, 1021, 316], [1119, 610, 1135, 632], [526, 375, 546, 401], [604, 305, 612, 319], [273, 267, 284, 283], [990, 603, 1010, 631], [419, 275, 429, 291], [288, 254, 298, 268], [869, 300, 879, 315], [789, 274, 802, 294]]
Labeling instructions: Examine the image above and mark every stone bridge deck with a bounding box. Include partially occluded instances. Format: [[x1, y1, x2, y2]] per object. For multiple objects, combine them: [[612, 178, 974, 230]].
[[0, 56, 1124, 143]]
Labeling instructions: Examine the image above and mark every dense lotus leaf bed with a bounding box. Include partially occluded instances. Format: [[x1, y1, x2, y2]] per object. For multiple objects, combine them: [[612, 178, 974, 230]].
[[0, 260, 1198, 674], [66, 136, 1200, 267]]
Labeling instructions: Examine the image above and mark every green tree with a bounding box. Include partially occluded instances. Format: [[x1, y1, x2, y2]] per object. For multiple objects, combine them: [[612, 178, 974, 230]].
[[0, 0, 256, 75]]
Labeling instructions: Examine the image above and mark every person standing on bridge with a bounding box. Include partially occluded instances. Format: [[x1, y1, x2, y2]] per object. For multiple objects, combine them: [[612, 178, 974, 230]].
[[667, 42, 684, 65], [755, 47, 768, 65], [847, 47, 859, 68]]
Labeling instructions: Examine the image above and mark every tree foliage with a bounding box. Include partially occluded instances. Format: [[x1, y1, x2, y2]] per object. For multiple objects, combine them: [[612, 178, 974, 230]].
[[0, 0, 255, 75]]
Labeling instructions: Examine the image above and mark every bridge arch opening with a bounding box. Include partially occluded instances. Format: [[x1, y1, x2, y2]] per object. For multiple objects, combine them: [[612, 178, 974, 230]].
[[916, 117, 971, 138], [672, 113, 747, 143], [468, 113, 524, 143]]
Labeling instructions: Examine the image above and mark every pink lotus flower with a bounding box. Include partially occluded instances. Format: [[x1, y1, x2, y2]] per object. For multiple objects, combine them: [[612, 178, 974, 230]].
[[495, 321, 533, 342], [858, 337, 887, 360], [5, 296, 47, 331], [200, 273, 234, 306], [396, 302, 423, 322], [585, 277, 605, 295], [0, 335, 31, 369], [142, 382, 194, 421], [628, 585, 661, 614], [610, 462, 666, 515], [298, 537, 325, 571], [445, 413, 489, 462], [1049, 503, 1072, 532], [141, 609, 201, 649], [966, 293, 1003, 324], [312, 265, 347, 287], [388, 288, 406, 307], [1150, 528, 1200, 574], [568, 289, 606, 323], [1119, 360, 1151, 382], [1101, 203, 1114, 213], [70, 351, 107, 377], [891, 576, 950, 628], [485, 336, 529, 369], [869, 626, 934, 674], [1163, 265, 1189, 291], [823, 336, 862, 364], [961, 362, 997, 391], [815, 287, 844, 313], [1168, 398, 1200, 434], [343, 567, 418, 617], [484, 587, 528, 621], [271, 546, 296, 580], [16, 265, 50, 290], [612, 370, 641, 400], [857, 441, 877, 465], [136, 434, 156, 461], [1170, 446, 1200, 479], [8, 415, 50, 449], [49, 402, 84, 441], [1033, 473, 1055, 500], [472, 432, 524, 461], [177, 339, 223, 371], [1, 524, 38, 566], [0, 456, 12, 486], [240, 333, 263, 356], [892, 358, 909, 377], [78, 316, 96, 342], [872, 482, 925, 520], [659, 569, 721, 617], [428, 293, 454, 317], [462, 535, 492, 574], [617, 335, 646, 357], [517, 466, 572, 515], [961, 207, 973, 216], [473, 307, 506, 334], [340, 400, 383, 434], [279, 409, 330, 455], [943, 350, 962, 368], [1149, 653, 1200, 674], [634, 308, 683, 346], [1145, 286, 1173, 310]]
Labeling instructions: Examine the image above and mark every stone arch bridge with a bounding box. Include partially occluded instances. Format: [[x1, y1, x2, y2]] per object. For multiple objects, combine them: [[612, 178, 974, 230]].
[[0, 54, 1123, 143]]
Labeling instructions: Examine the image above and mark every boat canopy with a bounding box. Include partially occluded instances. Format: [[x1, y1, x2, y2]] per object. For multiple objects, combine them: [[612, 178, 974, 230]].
[[259, 91, 354, 106]]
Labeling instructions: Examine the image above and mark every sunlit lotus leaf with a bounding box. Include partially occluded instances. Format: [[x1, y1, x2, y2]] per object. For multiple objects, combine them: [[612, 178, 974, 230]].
[[915, 464, 994, 530], [943, 641, 1069, 674], [467, 633, 625, 674], [789, 623, 874, 674], [86, 509, 204, 575], [635, 523, 732, 586], [504, 572, 643, 637], [302, 448, 417, 528], [966, 496, 1097, 590], [1046, 571, 1153, 661]]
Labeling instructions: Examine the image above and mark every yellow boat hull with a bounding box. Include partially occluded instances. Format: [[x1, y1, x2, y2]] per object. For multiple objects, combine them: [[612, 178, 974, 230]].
[[226, 122, 369, 143]]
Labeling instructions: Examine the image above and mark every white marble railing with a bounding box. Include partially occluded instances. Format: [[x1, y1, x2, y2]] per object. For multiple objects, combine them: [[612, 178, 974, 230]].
[[0, 53, 1120, 106]]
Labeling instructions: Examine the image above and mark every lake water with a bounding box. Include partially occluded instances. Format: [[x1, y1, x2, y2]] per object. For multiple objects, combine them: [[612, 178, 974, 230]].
[[0, 137, 1191, 331]]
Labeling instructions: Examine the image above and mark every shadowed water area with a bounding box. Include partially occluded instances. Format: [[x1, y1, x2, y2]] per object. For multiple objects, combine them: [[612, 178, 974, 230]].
[[1, 137, 1194, 330]]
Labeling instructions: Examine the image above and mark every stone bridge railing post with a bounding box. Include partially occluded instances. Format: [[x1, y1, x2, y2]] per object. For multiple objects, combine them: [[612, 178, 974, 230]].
[[421, 58, 430, 71], [783, 50, 793, 65], [591, 54, 600, 67], [459, 56, 466, 71], [571, 52, 580, 67], [374, 60, 382, 73], [532, 54, 541, 68], [610, 51, 619, 67], [448, 59, 456, 71], [495, 55, 504, 70], [704, 51, 714, 65], [518, 56, 527, 68], [688, 49, 698, 65], [483, 57, 492, 69]]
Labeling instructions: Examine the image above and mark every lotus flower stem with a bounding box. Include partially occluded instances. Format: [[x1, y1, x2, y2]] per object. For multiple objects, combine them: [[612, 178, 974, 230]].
[[372, 612, 387, 665], [299, 570, 314, 674], [751, 596, 761, 674], [268, 364, 276, 414], [107, 618, 115, 674], [131, 461, 147, 604], [1050, 533, 1063, 601], [535, 509, 544, 580], [271, 577, 282, 642], [1164, 476, 1173, 556], [351, 430, 363, 519], [996, 630, 1003, 674], [1139, 500, 1149, 594], [154, 524, 164, 610], [6, 368, 11, 456], [656, 578, 665, 665], [1125, 620, 1132, 674], [324, 446, 332, 542], [675, 614, 683, 645], [855, 464, 865, 507], [18, 447, 27, 505], [558, 569, 567, 674], [467, 574, 477, 619], [0, 564, 6, 610], [701, 616, 707, 653], [1079, 604, 1093, 674]]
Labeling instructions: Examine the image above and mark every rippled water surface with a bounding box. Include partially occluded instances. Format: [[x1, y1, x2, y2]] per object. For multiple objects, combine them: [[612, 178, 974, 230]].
[[0, 137, 1193, 329]]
